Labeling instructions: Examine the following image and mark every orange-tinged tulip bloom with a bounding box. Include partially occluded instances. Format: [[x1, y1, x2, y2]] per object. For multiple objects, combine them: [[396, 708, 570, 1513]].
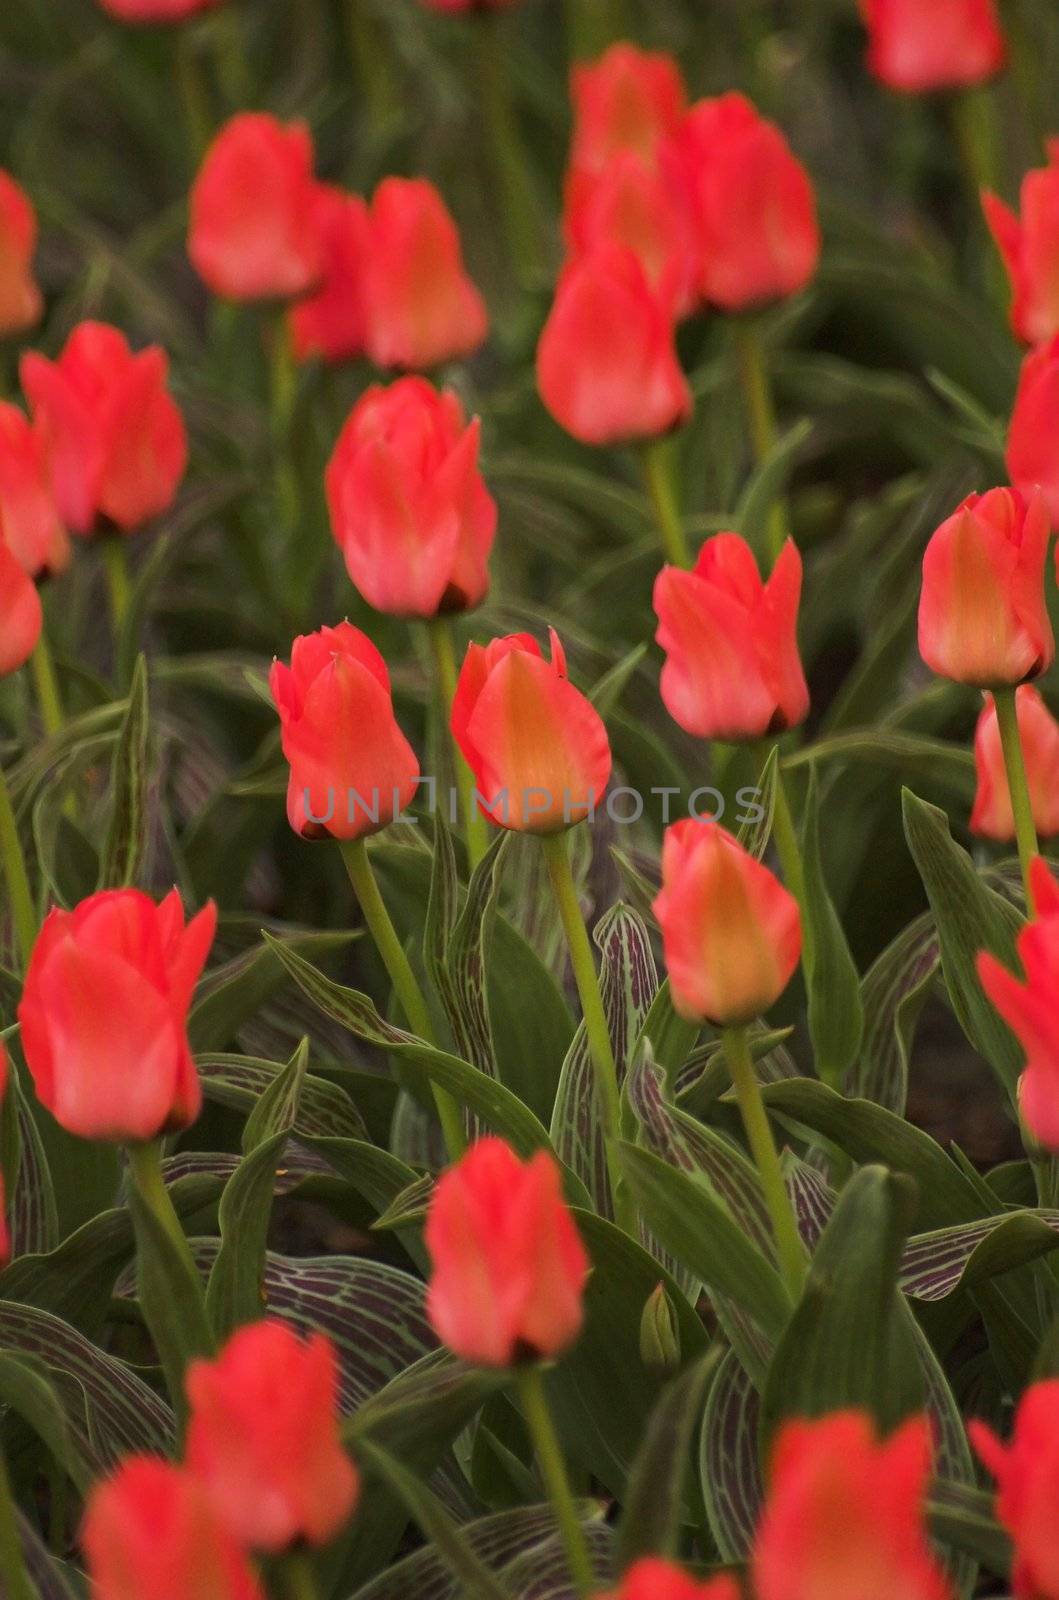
[[1007, 337, 1059, 526], [984, 145, 1059, 346], [654, 821, 801, 1026], [21, 322, 187, 537], [0, 402, 67, 577], [96, 0, 221, 16], [451, 628, 612, 833], [569, 44, 686, 182], [364, 178, 488, 371], [971, 1380, 1059, 1600], [325, 377, 495, 618], [752, 1413, 951, 1600], [186, 1320, 359, 1553], [17, 888, 216, 1144], [654, 534, 809, 742], [860, 0, 1006, 93], [972, 688, 1059, 842], [917, 488, 1053, 688], [0, 170, 42, 336], [978, 857, 1059, 1150], [596, 1560, 741, 1600], [563, 153, 698, 318], [188, 115, 322, 302], [270, 622, 420, 841], [537, 243, 692, 446], [289, 184, 369, 365], [425, 1137, 589, 1367], [0, 539, 42, 678], [82, 1458, 264, 1600]]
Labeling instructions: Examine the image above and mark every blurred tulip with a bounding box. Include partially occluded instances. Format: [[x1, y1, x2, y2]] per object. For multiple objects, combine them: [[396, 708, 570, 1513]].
[[563, 152, 697, 317], [978, 857, 1059, 1149], [290, 185, 370, 365], [537, 243, 691, 446], [752, 1412, 951, 1600], [425, 1136, 589, 1366], [971, 1380, 1059, 1600], [17, 888, 216, 1143], [364, 178, 488, 370], [325, 377, 495, 617], [96, 0, 221, 16], [82, 1458, 264, 1600], [0, 169, 42, 336], [451, 629, 611, 832], [860, 0, 1006, 93], [597, 1561, 741, 1600], [270, 622, 420, 841], [186, 1320, 359, 1552], [984, 146, 1059, 346], [972, 688, 1059, 842], [1007, 337, 1059, 525], [0, 402, 67, 577], [0, 540, 41, 678], [569, 43, 686, 182], [654, 534, 808, 741], [918, 488, 1053, 687], [188, 114, 322, 302], [21, 322, 188, 537], [420, 0, 515, 8]]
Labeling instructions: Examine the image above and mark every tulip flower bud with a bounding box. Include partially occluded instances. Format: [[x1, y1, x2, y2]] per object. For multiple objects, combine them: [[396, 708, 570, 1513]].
[[188, 114, 323, 302], [537, 243, 692, 447], [596, 1559, 741, 1600], [82, 1458, 265, 1600], [1007, 337, 1059, 526], [569, 44, 687, 183], [639, 1283, 681, 1373], [654, 534, 809, 742], [325, 377, 496, 618], [425, 1137, 589, 1367], [17, 888, 216, 1144], [653, 821, 801, 1026], [972, 688, 1059, 843], [290, 185, 369, 365], [0, 170, 42, 337], [753, 1413, 950, 1600], [21, 322, 188, 538], [917, 488, 1053, 688], [186, 1320, 359, 1552], [860, 0, 1006, 93], [270, 622, 420, 842], [451, 628, 612, 834], [0, 540, 42, 678], [971, 1380, 1059, 1600], [0, 403, 67, 578], [563, 153, 698, 318], [364, 178, 488, 371], [985, 144, 1059, 346]]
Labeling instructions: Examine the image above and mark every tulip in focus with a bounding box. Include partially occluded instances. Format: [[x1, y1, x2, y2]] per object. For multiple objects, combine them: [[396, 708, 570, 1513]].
[[325, 377, 496, 617], [0, 169, 42, 336], [984, 145, 1059, 346], [82, 1458, 264, 1600], [569, 44, 686, 182], [860, 0, 1006, 94], [596, 1560, 740, 1600], [186, 1319, 359, 1552], [0, 402, 67, 577], [21, 322, 188, 537], [917, 488, 1053, 687], [0, 539, 42, 678], [290, 185, 369, 365], [654, 534, 809, 742], [188, 114, 322, 302], [978, 857, 1059, 1150], [425, 1136, 589, 1366], [17, 888, 216, 1143], [451, 629, 611, 833], [270, 623, 420, 841], [971, 688, 1059, 842], [537, 243, 691, 446], [363, 178, 488, 371], [971, 1380, 1059, 1600], [1007, 337, 1059, 526], [654, 821, 801, 1026], [563, 153, 698, 318]]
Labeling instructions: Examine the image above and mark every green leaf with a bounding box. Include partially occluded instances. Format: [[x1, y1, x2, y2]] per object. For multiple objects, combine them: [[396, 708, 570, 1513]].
[[127, 1173, 214, 1418], [615, 1350, 717, 1570], [188, 927, 358, 1052], [0, 1350, 93, 1493], [699, 1350, 763, 1560], [98, 652, 150, 889], [849, 913, 938, 1114], [800, 768, 863, 1086], [735, 418, 813, 556], [928, 1481, 1011, 1577]]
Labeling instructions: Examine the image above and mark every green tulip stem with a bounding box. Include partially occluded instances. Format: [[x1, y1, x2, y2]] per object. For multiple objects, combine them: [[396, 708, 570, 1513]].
[[994, 685, 1039, 904], [639, 438, 691, 569], [283, 1551, 319, 1600], [733, 318, 790, 565], [125, 1140, 205, 1290], [0, 762, 34, 971], [517, 1366, 594, 1600], [30, 637, 63, 738], [426, 618, 489, 870], [102, 535, 131, 636], [723, 1023, 806, 1300]]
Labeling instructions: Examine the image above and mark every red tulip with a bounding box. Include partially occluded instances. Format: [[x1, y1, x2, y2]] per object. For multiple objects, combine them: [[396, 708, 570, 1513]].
[[1007, 337, 1059, 525], [0, 403, 67, 577], [978, 857, 1059, 1150], [860, 0, 1006, 93], [451, 629, 611, 833], [569, 44, 686, 183], [0, 539, 42, 678], [186, 1320, 359, 1552], [0, 170, 42, 337], [270, 622, 420, 841], [971, 688, 1059, 842], [672, 94, 819, 312], [325, 377, 495, 618], [289, 185, 369, 365], [536, 243, 692, 446], [654, 534, 809, 742], [971, 1380, 1059, 1600], [562, 153, 697, 318], [420, 0, 515, 9], [188, 115, 322, 302], [96, 0, 221, 17], [984, 145, 1059, 346], [917, 488, 1053, 687], [752, 1413, 951, 1600], [654, 821, 801, 1026], [17, 888, 216, 1143], [596, 1561, 741, 1600], [21, 322, 188, 537], [364, 178, 488, 371], [82, 1458, 264, 1600], [425, 1136, 589, 1366]]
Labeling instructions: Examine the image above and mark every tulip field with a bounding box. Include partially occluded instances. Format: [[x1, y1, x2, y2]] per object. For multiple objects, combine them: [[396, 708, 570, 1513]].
[[8, 0, 1059, 1595]]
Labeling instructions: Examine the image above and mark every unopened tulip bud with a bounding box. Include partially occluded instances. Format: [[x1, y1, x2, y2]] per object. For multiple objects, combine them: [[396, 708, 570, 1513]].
[[290, 185, 369, 365], [640, 1283, 681, 1373]]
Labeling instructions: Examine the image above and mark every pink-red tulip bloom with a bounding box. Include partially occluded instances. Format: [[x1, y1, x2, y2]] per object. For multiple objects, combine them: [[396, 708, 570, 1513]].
[[971, 688, 1059, 842], [0, 402, 67, 577], [0, 539, 42, 678], [971, 1379, 1059, 1600], [596, 1561, 740, 1600], [0, 170, 42, 336], [569, 44, 687, 182], [290, 185, 369, 365], [860, 0, 1006, 93], [985, 144, 1059, 346], [1007, 337, 1059, 526], [563, 152, 697, 318]]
